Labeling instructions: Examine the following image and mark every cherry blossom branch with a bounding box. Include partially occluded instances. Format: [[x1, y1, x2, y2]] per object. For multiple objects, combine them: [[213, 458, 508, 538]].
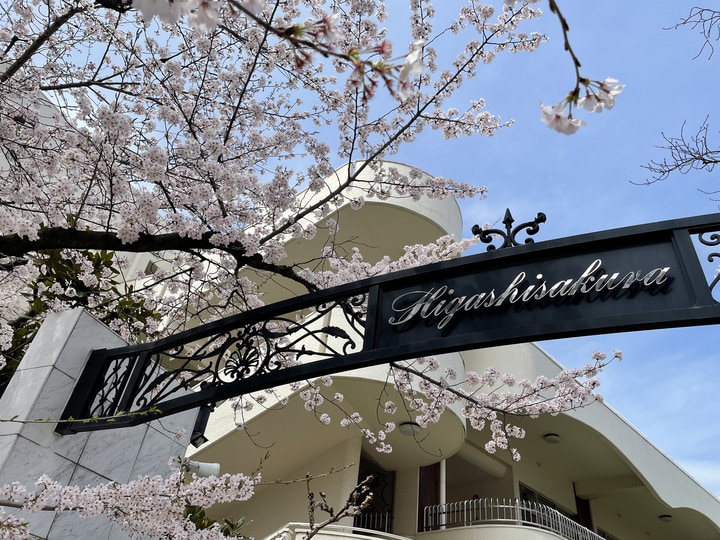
[[225, 0, 359, 66], [219, 10, 274, 147], [540, 0, 624, 134], [0, 469, 257, 539], [0, 466, 368, 539], [38, 78, 140, 98], [547, 0, 582, 94], [261, 14, 520, 244], [390, 362, 503, 416], [0, 229, 240, 258], [255, 464, 355, 487], [0, 6, 84, 83], [0, 229, 319, 292], [0, 406, 163, 427]]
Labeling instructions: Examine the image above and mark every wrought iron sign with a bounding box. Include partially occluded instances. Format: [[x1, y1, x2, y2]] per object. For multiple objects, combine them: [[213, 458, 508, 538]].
[[57, 213, 720, 434]]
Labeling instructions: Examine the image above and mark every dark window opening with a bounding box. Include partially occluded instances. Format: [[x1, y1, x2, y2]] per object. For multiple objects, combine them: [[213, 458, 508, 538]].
[[354, 454, 395, 534]]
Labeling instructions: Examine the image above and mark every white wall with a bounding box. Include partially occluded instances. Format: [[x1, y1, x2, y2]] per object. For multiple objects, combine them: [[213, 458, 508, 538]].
[[415, 524, 566, 540], [0, 309, 197, 539], [208, 436, 363, 540]]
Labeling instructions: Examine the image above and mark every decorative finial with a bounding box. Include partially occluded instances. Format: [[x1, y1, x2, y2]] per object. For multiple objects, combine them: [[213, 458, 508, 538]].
[[471, 209, 547, 251]]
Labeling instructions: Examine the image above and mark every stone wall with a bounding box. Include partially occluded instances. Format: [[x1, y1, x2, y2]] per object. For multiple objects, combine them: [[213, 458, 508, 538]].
[[0, 309, 197, 539]]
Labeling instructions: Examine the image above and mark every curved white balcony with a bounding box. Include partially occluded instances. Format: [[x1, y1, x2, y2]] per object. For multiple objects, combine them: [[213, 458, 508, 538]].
[[421, 498, 603, 540], [264, 523, 411, 540]]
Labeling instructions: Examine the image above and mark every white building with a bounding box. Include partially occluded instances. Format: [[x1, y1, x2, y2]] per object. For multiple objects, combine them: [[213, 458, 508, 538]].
[[187, 162, 720, 540]]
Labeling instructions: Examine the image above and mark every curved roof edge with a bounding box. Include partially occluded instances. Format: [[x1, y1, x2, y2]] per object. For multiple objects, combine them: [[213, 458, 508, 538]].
[[533, 342, 720, 529], [333, 160, 464, 239]]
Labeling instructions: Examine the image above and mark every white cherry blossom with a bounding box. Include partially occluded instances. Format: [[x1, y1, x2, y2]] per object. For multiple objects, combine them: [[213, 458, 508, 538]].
[[133, 0, 187, 24], [319, 13, 342, 45], [397, 40, 426, 100], [540, 102, 586, 135], [241, 0, 266, 16], [595, 77, 624, 109], [578, 78, 625, 113], [188, 0, 220, 33]]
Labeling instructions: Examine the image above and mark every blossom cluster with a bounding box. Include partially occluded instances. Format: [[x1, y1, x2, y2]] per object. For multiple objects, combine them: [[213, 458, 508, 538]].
[[266, 346, 620, 464], [133, 0, 265, 32], [0, 469, 257, 539], [540, 78, 624, 135], [300, 234, 481, 289], [401, 352, 617, 459]]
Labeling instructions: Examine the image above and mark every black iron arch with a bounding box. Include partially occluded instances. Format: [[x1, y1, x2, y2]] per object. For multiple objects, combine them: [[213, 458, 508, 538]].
[[57, 212, 720, 434]]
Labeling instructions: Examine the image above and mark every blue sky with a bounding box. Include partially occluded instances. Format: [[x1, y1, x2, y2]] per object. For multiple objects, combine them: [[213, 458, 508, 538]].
[[393, 2, 720, 494]]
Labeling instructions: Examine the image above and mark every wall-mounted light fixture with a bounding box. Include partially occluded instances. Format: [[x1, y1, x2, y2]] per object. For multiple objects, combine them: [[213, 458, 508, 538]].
[[399, 421, 421, 436], [543, 433, 561, 444], [184, 460, 221, 478]]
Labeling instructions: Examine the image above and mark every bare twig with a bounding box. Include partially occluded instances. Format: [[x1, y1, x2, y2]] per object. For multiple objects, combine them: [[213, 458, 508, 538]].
[[667, 7, 720, 59], [640, 117, 720, 184], [303, 474, 373, 540]]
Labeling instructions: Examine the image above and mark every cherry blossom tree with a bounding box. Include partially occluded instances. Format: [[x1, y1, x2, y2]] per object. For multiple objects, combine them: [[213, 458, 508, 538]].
[[0, 0, 624, 536], [0, 0, 621, 355]]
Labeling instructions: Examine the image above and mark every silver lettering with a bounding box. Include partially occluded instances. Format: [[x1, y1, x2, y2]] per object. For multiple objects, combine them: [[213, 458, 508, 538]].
[[438, 295, 468, 329], [548, 279, 573, 298], [388, 290, 435, 325], [386, 259, 673, 330], [643, 267, 671, 286], [569, 259, 603, 295], [494, 272, 526, 306]]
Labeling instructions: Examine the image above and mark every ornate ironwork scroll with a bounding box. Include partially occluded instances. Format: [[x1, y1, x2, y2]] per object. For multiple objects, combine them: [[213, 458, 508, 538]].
[[59, 291, 367, 432], [698, 230, 720, 300], [471, 209, 547, 251]]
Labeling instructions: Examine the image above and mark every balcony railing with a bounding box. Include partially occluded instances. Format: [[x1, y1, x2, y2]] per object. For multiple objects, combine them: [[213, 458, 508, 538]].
[[264, 522, 408, 540], [423, 498, 604, 540], [354, 511, 393, 533]]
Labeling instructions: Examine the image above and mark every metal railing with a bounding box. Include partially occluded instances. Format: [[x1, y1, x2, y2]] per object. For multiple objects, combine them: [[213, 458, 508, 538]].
[[264, 522, 408, 540], [423, 498, 604, 540], [354, 511, 393, 533]]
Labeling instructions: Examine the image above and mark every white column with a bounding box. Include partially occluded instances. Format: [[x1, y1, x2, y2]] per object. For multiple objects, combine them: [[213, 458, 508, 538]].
[[439, 458, 447, 528]]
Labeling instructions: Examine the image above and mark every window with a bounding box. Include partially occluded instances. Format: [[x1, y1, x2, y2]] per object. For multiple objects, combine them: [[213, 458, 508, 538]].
[[519, 484, 576, 520]]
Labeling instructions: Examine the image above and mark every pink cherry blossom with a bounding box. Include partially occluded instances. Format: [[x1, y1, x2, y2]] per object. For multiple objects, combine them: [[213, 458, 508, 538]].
[[0, 468, 257, 538], [188, 0, 220, 33], [319, 13, 342, 45], [397, 40, 425, 100], [241, 0, 265, 16], [540, 102, 586, 135], [578, 78, 624, 113], [0, 1, 625, 532], [596, 78, 624, 109], [133, 0, 187, 24], [578, 94, 604, 113]]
